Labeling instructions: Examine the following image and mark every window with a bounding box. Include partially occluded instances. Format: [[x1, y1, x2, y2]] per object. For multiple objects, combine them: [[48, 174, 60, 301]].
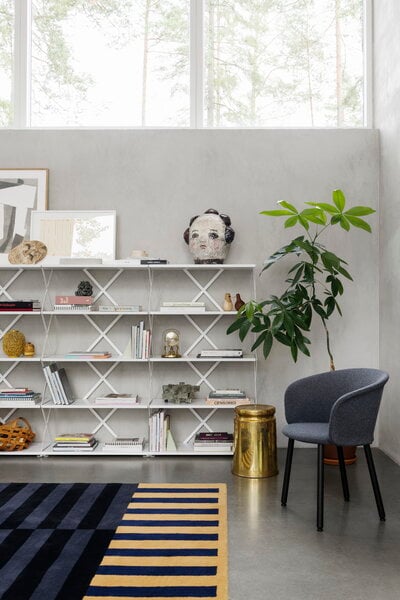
[[0, 0, 367, 128]]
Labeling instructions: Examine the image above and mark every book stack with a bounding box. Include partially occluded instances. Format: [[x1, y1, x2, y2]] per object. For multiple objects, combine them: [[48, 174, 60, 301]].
[[52, 433, 98, 452], [148, 410, 176, 452], [64, 350, 112, 359], [53, 295, 93, 311], [0, 299, 40, 312], [197, 349, 243, 358], [93, 393, 139, 406], [43, 363, 75, 405], [0, 388, 41, 406], [206, 389, 251, 406], [102, 437, 144, 453], [160, 301, 206, 313], [193, 431, 234, 452], [131, 321, 151, 359], [98, 305, 142, 312]]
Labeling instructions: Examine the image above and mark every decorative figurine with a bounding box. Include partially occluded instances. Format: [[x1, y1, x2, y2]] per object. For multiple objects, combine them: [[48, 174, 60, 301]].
[[183, 208, 235, 264], [8, 240, 47, 265], [235, 293, 245, 311], [223, 293, 233, 311], [161, 329, 182, 358], [2, 329, 26, 358], [162, 382, 200, 404], [75, 280, 93, 296], [23, 342, 35, 357]]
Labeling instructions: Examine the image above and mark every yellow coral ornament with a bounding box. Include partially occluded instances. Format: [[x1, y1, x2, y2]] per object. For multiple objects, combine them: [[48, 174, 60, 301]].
[[2, 329, 26, 358]]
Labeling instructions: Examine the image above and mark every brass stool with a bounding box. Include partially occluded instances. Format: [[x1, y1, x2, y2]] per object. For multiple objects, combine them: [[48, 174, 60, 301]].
[[232, 404, 278, 478]]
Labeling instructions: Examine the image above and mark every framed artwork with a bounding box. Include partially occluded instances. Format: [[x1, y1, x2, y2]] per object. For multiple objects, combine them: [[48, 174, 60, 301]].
[[30, 210, 116, 260], [0, 168, 48, 253]]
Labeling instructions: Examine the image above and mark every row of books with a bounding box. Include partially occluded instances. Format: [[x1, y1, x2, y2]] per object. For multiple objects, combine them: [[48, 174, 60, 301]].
[[0, 388, 41, 406], [132, 321, 151, 359], [193, 431, 233, 452], [43, 363, 74, 405], [148, 410, 176, 452], [52, 433, 98, 452]]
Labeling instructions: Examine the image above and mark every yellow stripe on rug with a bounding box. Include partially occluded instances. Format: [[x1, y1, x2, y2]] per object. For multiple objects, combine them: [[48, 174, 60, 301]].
[[83, 483, 228, 600]]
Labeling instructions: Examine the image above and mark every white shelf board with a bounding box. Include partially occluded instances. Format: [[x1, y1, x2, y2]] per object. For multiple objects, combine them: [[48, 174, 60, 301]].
[[0, 263, 255, 270], [0, 402, 42, 408], [42, 311, 148, 316], [150, 355, 256, 362], [0, 311, 41, 315], [0, 356, 43, 362], [41, 398, 150, 409], [0, 442, 44, 456], [42, 355, 147, 362], [151, 311, 237, 316], [150, 398, 242, 409]]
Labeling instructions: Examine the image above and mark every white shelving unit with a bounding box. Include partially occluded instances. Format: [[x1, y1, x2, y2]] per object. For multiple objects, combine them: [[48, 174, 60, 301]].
[[0, 262, 256, 457]]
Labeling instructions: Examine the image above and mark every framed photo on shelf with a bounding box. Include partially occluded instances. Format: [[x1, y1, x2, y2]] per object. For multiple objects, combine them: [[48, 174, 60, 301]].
[[0, 168, 48, 253], [30, 210, 116, 261]]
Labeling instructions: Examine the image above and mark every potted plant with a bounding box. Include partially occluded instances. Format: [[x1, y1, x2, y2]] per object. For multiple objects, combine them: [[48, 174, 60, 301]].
[[227, 189, 375, 463]]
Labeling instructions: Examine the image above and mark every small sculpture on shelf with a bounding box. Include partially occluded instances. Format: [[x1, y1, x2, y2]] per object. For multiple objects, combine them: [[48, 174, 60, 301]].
[[235, 293, 245, 311], [2, 329, 26, 358], [162, 382, 200, 404], [8, 240, 47, 265], [223, 293, 233, 311], [183, 208, 235, 264], [75, 280, 93, 296], [23, 342, 35, 357], [161, 329, 181, 358]]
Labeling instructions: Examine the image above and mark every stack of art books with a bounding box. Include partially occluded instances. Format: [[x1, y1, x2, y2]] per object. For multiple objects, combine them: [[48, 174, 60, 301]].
[[93, 393, 139, 406], [0, 388, 41, 406], [197, 349, 243, 358], [160, 301, 206, 313], [52, 433, 98, 452], [193, 431, 234, 452], [206, 389, 251, 406], [0, 299, 40, 312], [131, 321, 151, 359], [53, 295, 93, 311], [64, 350, 112, 359], [102, 437, 144, 453], [42, 363, 74, 405]]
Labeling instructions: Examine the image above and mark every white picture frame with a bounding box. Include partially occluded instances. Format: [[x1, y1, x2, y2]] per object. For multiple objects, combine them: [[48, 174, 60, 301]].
[[0, 168, 48, 253], [30, 210, 116, 261]]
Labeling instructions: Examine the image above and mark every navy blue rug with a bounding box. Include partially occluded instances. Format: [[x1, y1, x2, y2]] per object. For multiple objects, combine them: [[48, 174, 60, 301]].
[[0, 482, 138, 600]]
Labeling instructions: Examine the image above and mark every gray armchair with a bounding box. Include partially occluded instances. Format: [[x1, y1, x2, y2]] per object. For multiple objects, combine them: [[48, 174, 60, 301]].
[[280, 368, 389, 531]]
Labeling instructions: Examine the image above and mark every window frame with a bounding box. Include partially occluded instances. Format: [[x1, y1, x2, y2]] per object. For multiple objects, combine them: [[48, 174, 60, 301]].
[[10, 0, 372, 129]]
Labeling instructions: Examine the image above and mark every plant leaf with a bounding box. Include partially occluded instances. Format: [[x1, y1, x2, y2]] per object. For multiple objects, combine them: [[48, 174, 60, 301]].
[[251, 331, 267, 351], [226, 317, 247, 335], [339, 216, 350, 231], [300, 208, 327, 225], [284, 215, 298, 228], [239, 320, 252, 341], [332, 189, 346, 211], [345, 206, 375, 216], [305, 202, 339, 214], [262, 331, 273, 359], [278, 200, 298, 213], [290, 342, 298, 362], [260, 209, 294, 216], [345, 215, 372, 233]]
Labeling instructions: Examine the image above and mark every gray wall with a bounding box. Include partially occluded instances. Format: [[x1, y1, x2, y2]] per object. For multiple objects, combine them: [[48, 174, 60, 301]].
[[374, 2, 400, 464], [0, 128, 380, 445]]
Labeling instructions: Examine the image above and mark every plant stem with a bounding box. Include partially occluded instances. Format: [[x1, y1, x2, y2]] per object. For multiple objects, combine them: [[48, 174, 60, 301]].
[[321, 317, 335, 371]]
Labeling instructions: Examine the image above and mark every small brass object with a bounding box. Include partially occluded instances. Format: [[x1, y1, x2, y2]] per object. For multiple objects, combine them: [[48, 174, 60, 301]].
[[161, 329, 181, 358], [232, 404, 278, 478], [23, 342, 35, 357]]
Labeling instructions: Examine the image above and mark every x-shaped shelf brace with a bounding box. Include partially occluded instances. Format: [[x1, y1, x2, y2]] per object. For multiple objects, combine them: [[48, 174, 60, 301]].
[[0, 268, 24, 300], [183, 268, 224, 310], [83, 268, 124, 305], [0, 314, 24, 342], [184, 314, 223, 355], [82, 313, 124, 355], [0, 361, 20, 392]]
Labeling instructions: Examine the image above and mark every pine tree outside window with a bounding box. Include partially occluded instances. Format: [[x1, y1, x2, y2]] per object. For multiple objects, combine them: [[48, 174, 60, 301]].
[[0, 0, 368, 128]]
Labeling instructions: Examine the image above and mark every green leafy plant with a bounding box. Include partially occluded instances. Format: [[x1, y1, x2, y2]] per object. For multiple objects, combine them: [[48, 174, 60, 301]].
[[227, 190, 375, 370]]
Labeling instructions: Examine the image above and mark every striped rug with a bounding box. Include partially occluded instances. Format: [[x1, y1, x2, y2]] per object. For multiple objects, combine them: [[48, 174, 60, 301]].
[[0, 482, 138, 600], [84, 483, 228, 600]]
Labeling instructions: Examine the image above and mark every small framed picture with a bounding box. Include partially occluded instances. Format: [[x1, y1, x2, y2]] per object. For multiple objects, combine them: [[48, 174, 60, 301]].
[[0, 168, 48, 253], [30, 210, 116, 260]]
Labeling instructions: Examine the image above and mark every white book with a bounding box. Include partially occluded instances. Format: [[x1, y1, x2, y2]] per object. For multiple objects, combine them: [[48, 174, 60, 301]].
[[162, 302, 205, 307], [43, 365, 61, 404], [159, 306, 206, 313]]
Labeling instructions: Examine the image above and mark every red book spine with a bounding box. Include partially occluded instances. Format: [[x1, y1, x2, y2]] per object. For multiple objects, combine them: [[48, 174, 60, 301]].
[[55, 295, 93, 305]]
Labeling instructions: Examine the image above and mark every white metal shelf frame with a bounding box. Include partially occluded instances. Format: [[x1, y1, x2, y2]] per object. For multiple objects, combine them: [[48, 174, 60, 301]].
[[0, 262, 257, 456]]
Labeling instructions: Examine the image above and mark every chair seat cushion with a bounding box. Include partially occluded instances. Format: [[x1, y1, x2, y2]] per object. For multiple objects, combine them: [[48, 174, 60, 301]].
[[282, 422, 330, 444]]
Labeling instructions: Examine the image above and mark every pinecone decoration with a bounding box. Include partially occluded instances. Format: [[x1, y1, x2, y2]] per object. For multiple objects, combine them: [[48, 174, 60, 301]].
[[75, 280, 93, 296]]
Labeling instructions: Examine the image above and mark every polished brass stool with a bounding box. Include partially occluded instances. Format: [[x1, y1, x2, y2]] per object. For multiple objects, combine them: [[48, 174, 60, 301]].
[[232, 404, 278, 478]]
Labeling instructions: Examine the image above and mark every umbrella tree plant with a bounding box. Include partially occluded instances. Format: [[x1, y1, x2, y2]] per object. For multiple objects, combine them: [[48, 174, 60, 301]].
[[227, 190, 375, 370]]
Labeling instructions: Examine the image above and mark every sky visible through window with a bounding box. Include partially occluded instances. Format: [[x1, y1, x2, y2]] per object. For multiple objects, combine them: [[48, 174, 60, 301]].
[[0, 1, 364, 128]]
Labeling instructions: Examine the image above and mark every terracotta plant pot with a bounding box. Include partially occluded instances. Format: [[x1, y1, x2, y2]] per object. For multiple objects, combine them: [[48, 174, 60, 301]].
[[323, 444, 357, 465]]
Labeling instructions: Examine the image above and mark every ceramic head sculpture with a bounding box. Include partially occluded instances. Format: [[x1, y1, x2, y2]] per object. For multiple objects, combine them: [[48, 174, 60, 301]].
[[183, 208, 235, 264]]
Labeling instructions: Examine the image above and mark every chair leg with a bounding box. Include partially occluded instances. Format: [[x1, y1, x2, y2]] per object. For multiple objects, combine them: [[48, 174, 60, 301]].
[[281, 438, 294, 507], [364, 444, 386, 521], [336, 445, 350, 501], [317, 444, 324, 531]]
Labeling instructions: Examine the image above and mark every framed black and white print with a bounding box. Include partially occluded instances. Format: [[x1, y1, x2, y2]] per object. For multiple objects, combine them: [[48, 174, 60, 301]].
[[0, 168, 48, 253]]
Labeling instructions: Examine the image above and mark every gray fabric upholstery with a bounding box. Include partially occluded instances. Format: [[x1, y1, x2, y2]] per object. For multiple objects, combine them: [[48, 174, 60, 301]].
[[283, 368, 389, 446]]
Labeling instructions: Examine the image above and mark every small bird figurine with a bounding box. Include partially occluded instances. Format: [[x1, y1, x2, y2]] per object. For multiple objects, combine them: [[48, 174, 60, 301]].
[[235, 293, 245, 311], [223, 292, 233, 311]]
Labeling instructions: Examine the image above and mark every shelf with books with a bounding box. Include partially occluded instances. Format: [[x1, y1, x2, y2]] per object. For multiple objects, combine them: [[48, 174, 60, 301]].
[[0, 262, 256, 458]]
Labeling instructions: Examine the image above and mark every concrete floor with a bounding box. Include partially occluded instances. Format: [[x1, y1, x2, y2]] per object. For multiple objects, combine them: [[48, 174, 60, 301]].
[[1, 448, 399, 600]]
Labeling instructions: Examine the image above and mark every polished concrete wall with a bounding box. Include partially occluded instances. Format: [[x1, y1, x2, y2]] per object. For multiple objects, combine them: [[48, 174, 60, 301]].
[[374, 2, 400, 464], [0, 128, 380, 445]]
